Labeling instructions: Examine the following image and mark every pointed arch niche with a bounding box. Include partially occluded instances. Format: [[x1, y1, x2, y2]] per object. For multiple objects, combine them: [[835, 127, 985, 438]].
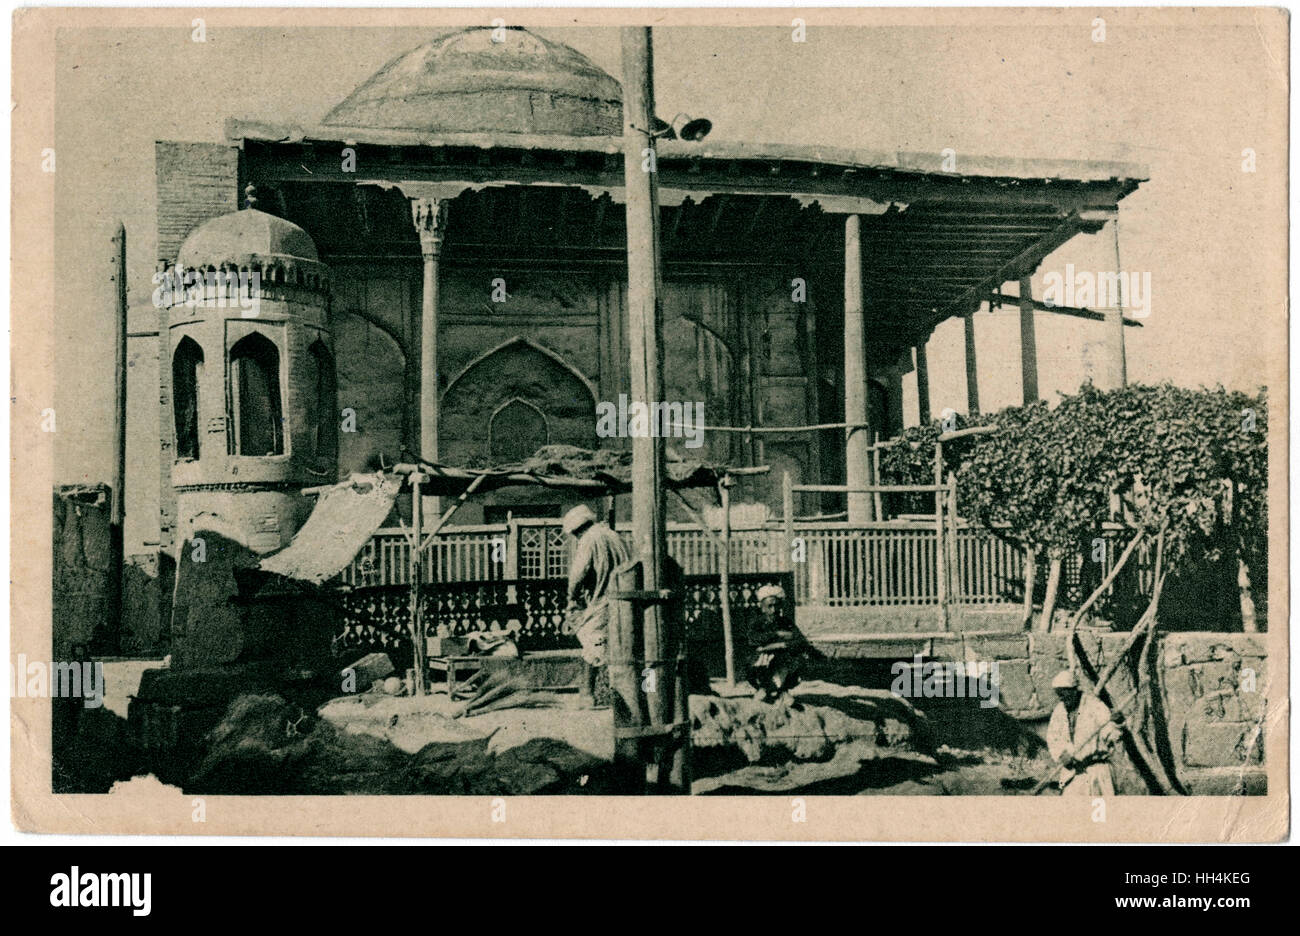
[[441, 337, 597, 467]]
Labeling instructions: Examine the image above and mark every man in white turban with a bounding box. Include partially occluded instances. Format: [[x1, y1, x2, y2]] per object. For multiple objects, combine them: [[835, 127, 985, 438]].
[[1045, 669, 1126, 795], [562, 504, 631, 707], [746, 584, 813, 704]]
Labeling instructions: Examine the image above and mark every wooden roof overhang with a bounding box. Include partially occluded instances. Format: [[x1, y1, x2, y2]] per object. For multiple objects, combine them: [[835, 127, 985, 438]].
[[230, 119, 1147, 346]]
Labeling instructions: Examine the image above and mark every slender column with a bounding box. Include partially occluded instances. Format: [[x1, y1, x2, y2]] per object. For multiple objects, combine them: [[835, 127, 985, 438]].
[[411, 197, 448, 464], [914, 342, 931, 425], [963, 308, 981, 415], [843, 213, 872, 523], [110, 221, 127, 639], [1019, 275, 1039, 404], [1107, 217, 1128, 388]]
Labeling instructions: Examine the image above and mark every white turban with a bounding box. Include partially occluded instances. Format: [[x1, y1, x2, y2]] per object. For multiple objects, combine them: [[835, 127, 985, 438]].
[[562, 504, 598, 535], [756, 584, 786, 602], [1051, 670, 1079, 690]]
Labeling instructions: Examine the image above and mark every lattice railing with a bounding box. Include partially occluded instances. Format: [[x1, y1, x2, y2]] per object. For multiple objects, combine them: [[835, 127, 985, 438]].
[[331, 571, 792, 657], [334, 520, 1151, 609]]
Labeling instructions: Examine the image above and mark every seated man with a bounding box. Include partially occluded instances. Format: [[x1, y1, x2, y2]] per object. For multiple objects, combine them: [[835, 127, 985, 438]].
[[746, 584, 813, 704]]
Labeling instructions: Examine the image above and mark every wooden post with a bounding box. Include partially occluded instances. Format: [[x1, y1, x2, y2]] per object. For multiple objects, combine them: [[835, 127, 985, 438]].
[[946, 471, 959, 608], [621, 26, 686, 792], [109, 222, 127, 645], [609, 561, 648, 790], [1019, 275, 1039, 404], [914, 342, 931, 425], [782, 471, 795, 572], [409, 473, 427, 696], [963, 308, 980, 416], [720, 480, 736, 686], [412, 197, 447, 515], [934, 442, 948, 628], [843, 213, 872, 523], [872, 443, 884, 520]]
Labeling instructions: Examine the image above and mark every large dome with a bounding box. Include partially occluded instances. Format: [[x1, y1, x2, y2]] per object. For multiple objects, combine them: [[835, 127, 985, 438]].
[[322, 27, 623, 136]]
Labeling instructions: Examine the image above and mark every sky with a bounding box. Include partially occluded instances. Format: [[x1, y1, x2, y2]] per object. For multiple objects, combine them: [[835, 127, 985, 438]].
[[52, 15, 1288, 499]]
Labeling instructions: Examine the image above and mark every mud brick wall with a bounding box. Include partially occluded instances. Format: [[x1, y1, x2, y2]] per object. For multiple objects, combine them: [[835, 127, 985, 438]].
[[52, 485, 113, 656]]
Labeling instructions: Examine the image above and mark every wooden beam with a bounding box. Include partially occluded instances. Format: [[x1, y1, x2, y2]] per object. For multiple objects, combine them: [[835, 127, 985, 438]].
[[933, 212, 1086, 324], [983, 291, 1145, 326]]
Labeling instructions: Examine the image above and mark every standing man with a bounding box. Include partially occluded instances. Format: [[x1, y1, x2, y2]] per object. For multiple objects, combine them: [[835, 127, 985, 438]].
[[1046, 670, 1126, 795], [562, 504, 632, 708]]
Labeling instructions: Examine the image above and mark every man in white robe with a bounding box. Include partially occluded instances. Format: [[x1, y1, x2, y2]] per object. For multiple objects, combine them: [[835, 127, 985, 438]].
[[1046, 670, 1126, 796]]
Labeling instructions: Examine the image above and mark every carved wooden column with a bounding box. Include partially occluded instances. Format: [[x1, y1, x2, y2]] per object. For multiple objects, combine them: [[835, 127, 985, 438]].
[[411, 197, 448, 465]]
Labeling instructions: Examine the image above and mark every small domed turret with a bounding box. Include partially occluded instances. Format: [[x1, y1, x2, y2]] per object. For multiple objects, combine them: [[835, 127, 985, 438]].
[[162, 191, 336, 559]]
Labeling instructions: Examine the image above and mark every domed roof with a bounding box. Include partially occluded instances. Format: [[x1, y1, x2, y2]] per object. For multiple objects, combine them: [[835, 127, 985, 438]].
[[178, 208, 320, 270], [323, 27, 622, 136]]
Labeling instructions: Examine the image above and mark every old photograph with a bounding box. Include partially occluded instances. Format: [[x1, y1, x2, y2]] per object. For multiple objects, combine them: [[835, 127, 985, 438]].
[[11, 7, 1288, 839]]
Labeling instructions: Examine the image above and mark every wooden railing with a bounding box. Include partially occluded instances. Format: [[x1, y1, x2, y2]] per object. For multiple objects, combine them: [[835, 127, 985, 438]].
[[334, 518, 1147, 609]]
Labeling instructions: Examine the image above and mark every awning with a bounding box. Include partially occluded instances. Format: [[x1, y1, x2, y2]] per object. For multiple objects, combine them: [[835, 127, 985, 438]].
[[258, 473, 403, 584], [396, 444, 737, 497]]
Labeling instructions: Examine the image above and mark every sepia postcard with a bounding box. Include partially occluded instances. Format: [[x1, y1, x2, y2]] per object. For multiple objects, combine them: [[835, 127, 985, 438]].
[[9, 6, 1290, 841]]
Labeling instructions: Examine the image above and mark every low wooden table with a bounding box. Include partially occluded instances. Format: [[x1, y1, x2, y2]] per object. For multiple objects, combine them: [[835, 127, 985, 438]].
[[427, 655, 486, 698]]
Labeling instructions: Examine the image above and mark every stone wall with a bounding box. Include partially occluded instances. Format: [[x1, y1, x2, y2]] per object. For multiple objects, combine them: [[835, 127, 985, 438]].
[[941, 630, 1266, 793], [1159, 633, 1266, 793]]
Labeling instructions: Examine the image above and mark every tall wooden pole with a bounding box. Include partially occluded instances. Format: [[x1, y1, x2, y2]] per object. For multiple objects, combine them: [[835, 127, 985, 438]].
[[719, 480, 736, 686], [1107, 217, 1128, 388], [843, 214, 872, 523], [110, 222, 127, 646], [913, 342, 931, 425], [1018, 275, 1039, 404], [963, 308, 980, 416], [621, 26, 686, 792], [409, 473, 426, 696]]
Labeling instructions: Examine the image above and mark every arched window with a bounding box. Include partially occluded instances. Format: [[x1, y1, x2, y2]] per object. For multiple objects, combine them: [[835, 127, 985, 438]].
[[490, 398, 548, 465], [304, 340, 337, 465], [229, 333, 283, 456], [172, 337, 204, 460]]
